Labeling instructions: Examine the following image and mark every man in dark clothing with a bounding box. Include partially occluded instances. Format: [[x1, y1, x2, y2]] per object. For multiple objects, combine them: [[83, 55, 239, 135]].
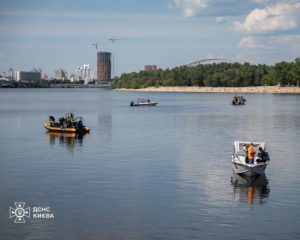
[[257, 147, 267, 163]]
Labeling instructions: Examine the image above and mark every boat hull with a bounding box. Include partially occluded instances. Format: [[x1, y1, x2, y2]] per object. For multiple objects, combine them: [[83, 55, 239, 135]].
[[132, 102, 158, 106], [44, 124, 90, 133], [232, 160, 268, 176]]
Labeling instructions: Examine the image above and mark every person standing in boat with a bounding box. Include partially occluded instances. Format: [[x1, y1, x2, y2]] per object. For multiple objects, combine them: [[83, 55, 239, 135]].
[[243, 144, 249, 163], [248, 142, 256, 164], [68, 114, 74, 128]]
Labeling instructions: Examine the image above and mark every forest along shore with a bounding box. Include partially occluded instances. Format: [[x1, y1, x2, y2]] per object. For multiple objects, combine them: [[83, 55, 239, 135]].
[[115, 86, 300, 94]]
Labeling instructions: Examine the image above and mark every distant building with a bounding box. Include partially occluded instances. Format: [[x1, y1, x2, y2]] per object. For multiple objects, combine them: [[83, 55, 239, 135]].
[[90, 71, 97, 81], [76, 67, 82, 81], [7, 68, 14, 79], [83, 64, 90, 78], [55, 69, 68, 80], [144, 65, 157, 71], [42, 74, 48, 80], [16, 68, 42, 82], [84, 77, 91, 84], [97, 52, 111, 83]]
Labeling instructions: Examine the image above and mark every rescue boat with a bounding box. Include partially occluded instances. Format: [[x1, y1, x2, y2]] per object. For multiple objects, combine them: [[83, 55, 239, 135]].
[[45, 114, 90, 133]]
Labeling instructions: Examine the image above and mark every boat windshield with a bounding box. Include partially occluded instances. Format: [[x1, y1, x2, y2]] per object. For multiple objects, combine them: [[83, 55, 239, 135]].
[[234, 151, 246, 157], [137, 98, 150, 103]]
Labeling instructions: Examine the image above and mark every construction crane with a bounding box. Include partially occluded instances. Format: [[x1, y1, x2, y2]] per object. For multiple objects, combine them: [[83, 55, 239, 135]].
[[109, 37, 126, 80], [92, 42, 108, 49]]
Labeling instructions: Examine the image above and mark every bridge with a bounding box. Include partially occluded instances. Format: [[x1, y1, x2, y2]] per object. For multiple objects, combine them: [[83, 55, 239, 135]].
[[183, 58, 246, 67]]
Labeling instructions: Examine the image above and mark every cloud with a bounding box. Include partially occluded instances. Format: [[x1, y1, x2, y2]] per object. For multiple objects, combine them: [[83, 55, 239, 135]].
[[215, 16, 230, 23], [238, 36, 275, 49], [231, 2, 300, 33], [237, 35, 300, 63], [169, 0, 283, 17], [171, 0, 208, 17]]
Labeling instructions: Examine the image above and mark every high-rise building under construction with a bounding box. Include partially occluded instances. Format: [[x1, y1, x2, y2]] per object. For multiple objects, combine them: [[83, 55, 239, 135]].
[[97, 52, 111, 83]]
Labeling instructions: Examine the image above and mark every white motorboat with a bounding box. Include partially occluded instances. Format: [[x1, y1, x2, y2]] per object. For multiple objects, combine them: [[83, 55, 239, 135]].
[[231, 141, 270, 176], [130, 98, 158, 106]]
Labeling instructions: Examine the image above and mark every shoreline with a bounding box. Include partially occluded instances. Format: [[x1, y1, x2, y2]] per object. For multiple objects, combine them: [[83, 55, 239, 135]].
[[114, 86, 300, 94]]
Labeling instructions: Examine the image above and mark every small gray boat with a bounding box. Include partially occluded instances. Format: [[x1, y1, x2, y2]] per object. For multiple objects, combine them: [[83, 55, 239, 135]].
[[130, 98, 158, 106], [231, 95, 246, 105]]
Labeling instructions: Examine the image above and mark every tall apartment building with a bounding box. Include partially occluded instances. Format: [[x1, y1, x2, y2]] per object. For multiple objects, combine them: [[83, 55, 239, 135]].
[[144, 65, 157, 71], [16, 68, 42, 82], [83, 64, 90, 78], [55, 69, 68, 80], [97, 52, 111, 83], [7, 68, 14, 79], [76, 67, 82, 81]]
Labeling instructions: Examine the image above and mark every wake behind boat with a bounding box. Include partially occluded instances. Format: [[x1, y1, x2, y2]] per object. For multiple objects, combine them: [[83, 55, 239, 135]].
[[231, 141, 270, 176], [130, 98, 158, 106]]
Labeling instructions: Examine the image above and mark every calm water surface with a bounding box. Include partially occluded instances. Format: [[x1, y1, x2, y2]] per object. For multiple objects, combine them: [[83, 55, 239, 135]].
[[0, 89, 300, 239]]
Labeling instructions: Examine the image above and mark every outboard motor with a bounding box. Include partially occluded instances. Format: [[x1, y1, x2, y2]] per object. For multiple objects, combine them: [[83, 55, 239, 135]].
[[130, 101, 134, 106]]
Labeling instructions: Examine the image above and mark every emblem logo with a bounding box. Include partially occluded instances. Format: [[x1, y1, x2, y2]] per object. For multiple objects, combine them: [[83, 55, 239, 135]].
[[9, 202, 30, 223]]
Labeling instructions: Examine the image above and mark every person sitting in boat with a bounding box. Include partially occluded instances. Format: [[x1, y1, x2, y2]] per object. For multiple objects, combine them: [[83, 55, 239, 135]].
[[257, 147, 267, 163], [243, 144, 249, 163], [147, 99, 150, 102], [248, 142, 256, 164]]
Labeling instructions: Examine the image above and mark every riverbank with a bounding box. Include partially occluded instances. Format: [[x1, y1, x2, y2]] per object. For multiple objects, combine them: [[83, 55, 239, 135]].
[[115, 86, 300, 94]]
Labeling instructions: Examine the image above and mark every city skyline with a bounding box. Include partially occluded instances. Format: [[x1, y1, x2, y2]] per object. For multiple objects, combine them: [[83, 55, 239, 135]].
[[0, 0, 300, 78]]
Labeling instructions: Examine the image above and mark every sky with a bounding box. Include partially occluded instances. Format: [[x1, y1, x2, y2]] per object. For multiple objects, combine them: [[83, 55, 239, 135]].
[[0, 0, 300, 78]]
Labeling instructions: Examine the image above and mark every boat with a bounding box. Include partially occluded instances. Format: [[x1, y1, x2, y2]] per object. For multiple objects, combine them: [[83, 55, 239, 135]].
[[1, 84, 14, 88], [44, 114, 90, 133], [231, 141, 270, 176], [231, 95, 246, 105], [130, 98, 158, 106]]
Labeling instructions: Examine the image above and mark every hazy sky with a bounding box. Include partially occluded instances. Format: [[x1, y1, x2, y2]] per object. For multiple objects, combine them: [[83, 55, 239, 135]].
[[0, 0, 300, 78]]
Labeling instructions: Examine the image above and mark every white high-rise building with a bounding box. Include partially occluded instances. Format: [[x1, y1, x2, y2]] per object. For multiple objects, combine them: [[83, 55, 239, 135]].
[[83, 64, 90, 78], [76, 67, 82, 81], [16, 69, 42, 82]]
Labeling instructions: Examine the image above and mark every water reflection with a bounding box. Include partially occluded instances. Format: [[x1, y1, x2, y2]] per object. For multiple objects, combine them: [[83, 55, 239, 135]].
[[231, 172, 270, 205], [45, 132, 89, 152]]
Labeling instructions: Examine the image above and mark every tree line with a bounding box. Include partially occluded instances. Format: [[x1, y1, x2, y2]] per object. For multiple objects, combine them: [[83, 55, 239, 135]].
[[111, 58, 300, 89]]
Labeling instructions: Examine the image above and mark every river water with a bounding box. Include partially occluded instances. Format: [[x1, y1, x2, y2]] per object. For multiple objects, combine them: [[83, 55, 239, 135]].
[[0, 89, 299, 239]]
